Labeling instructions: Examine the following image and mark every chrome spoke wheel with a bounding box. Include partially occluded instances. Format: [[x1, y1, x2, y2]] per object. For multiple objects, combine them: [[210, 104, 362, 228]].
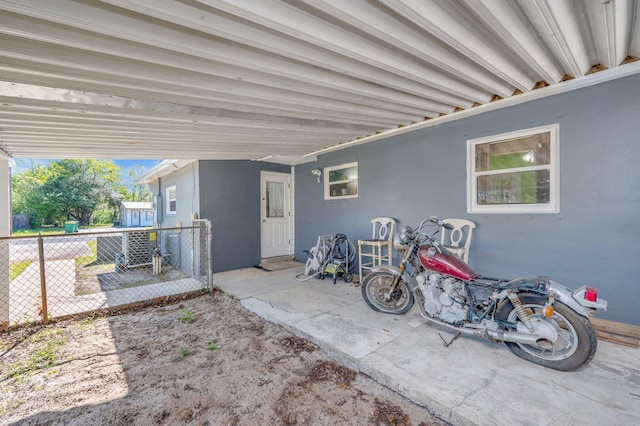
[[361, 272, 414, 315], [508, 304, 578, 361], [497, 294, 597, 371]]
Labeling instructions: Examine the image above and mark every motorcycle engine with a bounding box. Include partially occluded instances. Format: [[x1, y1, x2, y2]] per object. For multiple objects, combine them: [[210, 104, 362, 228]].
[[417, 273, 469, 324]]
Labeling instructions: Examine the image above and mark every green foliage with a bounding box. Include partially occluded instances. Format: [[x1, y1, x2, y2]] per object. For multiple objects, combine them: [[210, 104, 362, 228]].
[[178, 308, 194, 322], [11, 164, 58, 226], [0, 396, 23, 417], [11, 159, 153, 228], [79, 311, 104, 330], [121, 168, 153, 202], [12, 160, 121, 226], [206, 339, 220, 351], [5, 329, 66, 380], [92, 208, 117, 225], [180, 348, 193, 357], [48, 160, 121, 225]]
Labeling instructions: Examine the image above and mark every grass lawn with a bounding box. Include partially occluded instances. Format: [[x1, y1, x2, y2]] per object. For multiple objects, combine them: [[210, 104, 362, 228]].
[[10, 261, 31, 281], [12, 227, 66, 236], [76, 241, 98, 266]]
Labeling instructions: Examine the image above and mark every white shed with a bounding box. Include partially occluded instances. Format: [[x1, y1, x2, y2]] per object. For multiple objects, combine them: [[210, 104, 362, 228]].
[[119, 201, 153, 227]]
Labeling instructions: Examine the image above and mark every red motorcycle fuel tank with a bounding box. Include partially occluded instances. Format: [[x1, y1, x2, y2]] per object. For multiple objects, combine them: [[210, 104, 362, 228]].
[[418, 245, 478, 281]]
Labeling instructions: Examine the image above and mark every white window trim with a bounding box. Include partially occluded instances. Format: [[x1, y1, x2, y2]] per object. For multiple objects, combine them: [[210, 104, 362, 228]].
[[166, 185, 177, 215], [324, 162, 358, 200], [467, 124, 560, 214]]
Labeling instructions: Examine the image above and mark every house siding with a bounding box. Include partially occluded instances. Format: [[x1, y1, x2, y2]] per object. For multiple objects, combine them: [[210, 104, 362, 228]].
[[154, 162, 200, 273], [295, 73, 640, 325], [199, 160, 291, 273]]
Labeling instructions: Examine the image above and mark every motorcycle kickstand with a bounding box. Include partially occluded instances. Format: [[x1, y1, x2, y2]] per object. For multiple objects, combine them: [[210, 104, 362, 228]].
[[439, 331, 462, 348]]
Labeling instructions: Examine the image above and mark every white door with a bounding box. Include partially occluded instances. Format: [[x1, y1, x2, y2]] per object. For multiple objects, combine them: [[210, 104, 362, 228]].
[[132, 210, 140, 226], [260, 172, 291, 259]]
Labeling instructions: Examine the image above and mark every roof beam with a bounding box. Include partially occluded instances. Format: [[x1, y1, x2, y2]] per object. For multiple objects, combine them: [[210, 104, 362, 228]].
[[192, 0, 491, 103], [517, 0, 591, 77], [0, 37, 427, 123], [0, 0, 469, 108], [0, 87, 381, 132], [460, 0, 563, 84], [0, 11, 449, 116], [585, 0, 637, 68], [0, 66, 403, 128], [381, 0, 537, 92]]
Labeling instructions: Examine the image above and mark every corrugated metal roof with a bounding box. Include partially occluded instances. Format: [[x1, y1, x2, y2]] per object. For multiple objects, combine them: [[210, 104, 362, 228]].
[[0, 0, 638, 164]]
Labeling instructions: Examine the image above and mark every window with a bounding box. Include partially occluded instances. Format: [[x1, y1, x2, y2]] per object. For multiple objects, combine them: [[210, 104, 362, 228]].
[[166, 185, 177, 215], [266, 181, 285, 218], [467, 124, 559, 214], [324, 162, 358, 200], [145, 211, 153, 222]]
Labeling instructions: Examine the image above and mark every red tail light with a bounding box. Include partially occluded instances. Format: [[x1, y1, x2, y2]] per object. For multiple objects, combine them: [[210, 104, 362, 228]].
[[584, 287, 598, 302]]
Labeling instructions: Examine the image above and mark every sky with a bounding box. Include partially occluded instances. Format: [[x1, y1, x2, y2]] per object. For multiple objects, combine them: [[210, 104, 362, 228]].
[[113, 159, 162, 185]]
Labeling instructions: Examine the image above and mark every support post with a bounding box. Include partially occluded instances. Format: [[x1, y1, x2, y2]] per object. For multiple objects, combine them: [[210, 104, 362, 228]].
[[0, 160, 11, 330]]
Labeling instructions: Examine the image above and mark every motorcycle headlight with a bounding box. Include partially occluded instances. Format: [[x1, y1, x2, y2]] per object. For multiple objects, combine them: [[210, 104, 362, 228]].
[[399, 226, 413, 245]]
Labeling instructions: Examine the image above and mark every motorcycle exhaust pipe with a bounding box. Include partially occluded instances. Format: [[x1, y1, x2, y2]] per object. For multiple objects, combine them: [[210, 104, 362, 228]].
[[486, 330, 544, 346]]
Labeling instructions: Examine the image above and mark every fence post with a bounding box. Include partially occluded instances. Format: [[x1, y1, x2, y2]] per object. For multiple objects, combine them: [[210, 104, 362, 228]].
[[38, 234, 49, 324], [0, 239, 9, 330]]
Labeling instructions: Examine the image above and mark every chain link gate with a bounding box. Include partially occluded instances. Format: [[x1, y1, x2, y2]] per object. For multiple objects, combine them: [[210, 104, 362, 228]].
[[1, 221, 211, 329]]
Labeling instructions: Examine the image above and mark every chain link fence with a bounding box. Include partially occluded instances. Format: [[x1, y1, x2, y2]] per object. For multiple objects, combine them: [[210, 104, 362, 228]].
[[1, 221, 211, 329]]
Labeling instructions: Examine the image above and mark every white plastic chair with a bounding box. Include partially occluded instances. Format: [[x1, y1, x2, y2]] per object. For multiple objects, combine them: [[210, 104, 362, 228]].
[[440, 218, 476, 263], [358, 217, 395, 280]]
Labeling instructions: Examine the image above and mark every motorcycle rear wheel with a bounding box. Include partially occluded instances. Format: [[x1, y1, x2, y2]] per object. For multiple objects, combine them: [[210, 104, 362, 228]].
[[496, 294, 597, 371], [361, 272, 414, 314]]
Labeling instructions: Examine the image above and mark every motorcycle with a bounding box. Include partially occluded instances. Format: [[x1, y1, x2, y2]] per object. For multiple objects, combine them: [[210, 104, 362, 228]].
[[360, 217, 607, 371]]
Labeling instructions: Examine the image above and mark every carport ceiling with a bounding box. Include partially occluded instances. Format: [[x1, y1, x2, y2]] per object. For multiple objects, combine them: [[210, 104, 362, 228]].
[[1, 1, 639, 164]]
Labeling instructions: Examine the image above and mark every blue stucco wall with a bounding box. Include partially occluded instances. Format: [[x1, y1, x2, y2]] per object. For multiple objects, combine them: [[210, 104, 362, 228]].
[[295, 73, 640, 325], [155, 162, 200, 274], [199, 160, 290, 273], [156, 162, 200, 228]]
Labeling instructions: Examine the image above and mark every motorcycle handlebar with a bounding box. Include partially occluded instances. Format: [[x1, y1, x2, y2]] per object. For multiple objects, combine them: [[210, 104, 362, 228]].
[[412, 217, 453, 239], [419, 216, 453, 230], [401, 217, 452, 245]]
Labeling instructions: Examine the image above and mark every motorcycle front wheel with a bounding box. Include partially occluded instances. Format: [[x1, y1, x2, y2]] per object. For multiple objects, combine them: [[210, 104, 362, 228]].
[[496, 294, 597, 371], [361, 272, 414, 314]]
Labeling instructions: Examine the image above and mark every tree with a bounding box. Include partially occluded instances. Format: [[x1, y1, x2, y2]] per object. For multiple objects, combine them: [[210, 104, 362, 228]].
[[12, 159, 125, 226], [120, 168, 152, 202], [12, 165, 60, 226]]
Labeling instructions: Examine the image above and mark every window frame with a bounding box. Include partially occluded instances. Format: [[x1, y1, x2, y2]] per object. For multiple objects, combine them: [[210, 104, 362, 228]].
[[467, 124, 560, 214], [166, 185, 177, 215], [324, 162, 358, 200]]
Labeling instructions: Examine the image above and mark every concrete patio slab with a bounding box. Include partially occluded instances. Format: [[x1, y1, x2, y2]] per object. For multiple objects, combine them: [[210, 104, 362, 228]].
[[212, 266, 640, 426]]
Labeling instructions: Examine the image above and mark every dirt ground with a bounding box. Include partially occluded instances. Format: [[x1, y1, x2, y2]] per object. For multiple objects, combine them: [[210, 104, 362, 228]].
[[1, 290, 448, 426]]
